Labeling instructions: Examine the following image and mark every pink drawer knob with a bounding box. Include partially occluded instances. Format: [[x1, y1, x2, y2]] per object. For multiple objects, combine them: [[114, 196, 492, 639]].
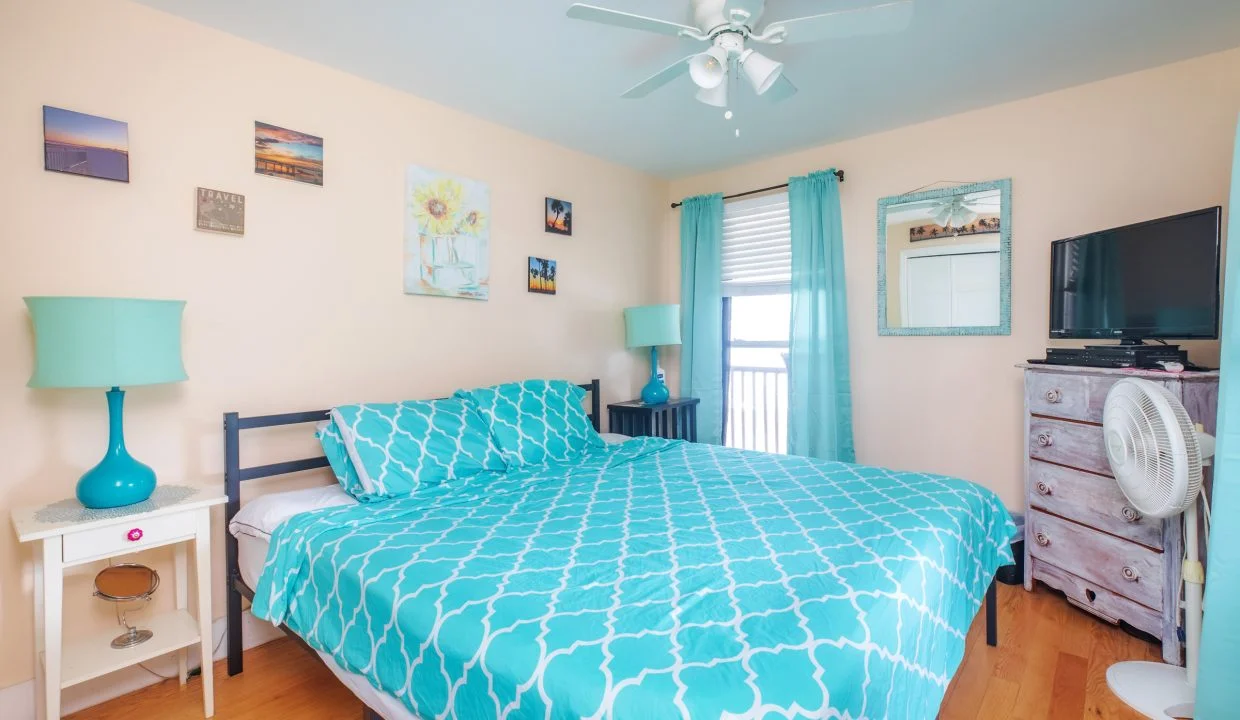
[[1121, 506, 1142, 523], [1121, 565, 1139, 582], [1044, 389, 1063, 404], [1035, 481, 1052, 496], [1036, 433, 1054, 447], [127, 528, 144, 542], [1035, 532, 1051, 547]]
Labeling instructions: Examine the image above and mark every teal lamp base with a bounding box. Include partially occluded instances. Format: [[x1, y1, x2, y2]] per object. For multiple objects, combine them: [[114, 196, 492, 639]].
[[640, 346, 671, 405], [76, 387, 157, 509]]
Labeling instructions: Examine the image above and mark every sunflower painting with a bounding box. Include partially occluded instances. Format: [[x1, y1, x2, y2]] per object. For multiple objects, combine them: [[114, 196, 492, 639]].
[[404, 165, 491, 300]]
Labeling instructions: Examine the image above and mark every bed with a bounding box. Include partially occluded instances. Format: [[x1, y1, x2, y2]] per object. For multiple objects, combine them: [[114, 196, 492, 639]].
[[224, 380, 1013, 719]]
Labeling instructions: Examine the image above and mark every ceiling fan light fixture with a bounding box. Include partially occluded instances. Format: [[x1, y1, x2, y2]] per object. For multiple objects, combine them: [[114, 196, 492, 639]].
[[741, 49, 782, 95], [689, 46, 728, 89], [696, 80, 729, 108]]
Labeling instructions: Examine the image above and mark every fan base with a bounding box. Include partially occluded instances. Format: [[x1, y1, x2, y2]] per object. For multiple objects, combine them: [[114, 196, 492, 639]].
[[1107, 661, 1194, 719]]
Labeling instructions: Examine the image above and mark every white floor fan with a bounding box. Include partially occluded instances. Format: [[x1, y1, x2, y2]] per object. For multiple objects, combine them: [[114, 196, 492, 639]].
[[1102, 378, 1215, 720]]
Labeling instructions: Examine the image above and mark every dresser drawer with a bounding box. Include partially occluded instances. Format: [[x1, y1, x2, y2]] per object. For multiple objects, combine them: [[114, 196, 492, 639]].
[[1027, 509, 1163, 609], [1028, 417, 1111, 476], [62, 509, 198, 564], [1030, 558, 1161, 638], [1028, 460, 1162, 548]]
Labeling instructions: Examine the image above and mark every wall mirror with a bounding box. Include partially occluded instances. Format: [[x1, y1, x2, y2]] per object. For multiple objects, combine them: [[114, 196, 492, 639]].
[[877, 179, 1012, 335]]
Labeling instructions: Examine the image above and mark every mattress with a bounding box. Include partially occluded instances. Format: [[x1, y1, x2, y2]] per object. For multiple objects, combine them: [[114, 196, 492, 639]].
[[238, 532, 417, 720], [250, 437, 1016, 719]]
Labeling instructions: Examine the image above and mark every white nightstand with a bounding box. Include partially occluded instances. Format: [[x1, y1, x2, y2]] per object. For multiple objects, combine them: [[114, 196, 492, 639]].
[[11, 482, 226, 720]]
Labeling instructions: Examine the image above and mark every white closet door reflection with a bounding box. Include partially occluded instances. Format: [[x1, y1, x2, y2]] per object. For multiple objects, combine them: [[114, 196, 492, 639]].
[[902, 248, 1000, 327]]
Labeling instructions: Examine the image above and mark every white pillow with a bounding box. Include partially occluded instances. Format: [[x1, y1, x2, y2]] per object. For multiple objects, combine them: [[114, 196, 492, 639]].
[[228, 484, 356, 541]]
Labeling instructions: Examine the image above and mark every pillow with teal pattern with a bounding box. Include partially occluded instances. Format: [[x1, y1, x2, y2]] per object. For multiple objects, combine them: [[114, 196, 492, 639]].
[[329, 399, 507, 501], [454, 379, 604, 468], [315, 420, 368, 500]]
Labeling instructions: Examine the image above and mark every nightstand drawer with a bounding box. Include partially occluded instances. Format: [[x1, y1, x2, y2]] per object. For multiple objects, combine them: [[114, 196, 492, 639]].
[[62, 509, 197, 564]]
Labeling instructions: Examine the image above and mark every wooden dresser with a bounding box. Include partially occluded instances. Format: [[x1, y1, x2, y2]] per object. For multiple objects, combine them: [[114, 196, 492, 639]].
[[1019, 363, 1218, 664]]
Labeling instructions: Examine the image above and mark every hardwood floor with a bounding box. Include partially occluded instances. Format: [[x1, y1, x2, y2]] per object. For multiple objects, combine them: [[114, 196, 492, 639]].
[[69, 583, 1156, 720]]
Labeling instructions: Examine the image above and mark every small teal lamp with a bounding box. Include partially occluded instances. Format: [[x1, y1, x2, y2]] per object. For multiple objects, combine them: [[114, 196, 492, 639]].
[[25, 297, 187, 509], [624, 304, 681, 405]]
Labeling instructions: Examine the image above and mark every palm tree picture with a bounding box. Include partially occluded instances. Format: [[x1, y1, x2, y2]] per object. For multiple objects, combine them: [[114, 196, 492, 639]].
[[545, 197, 572, 235], [528, 256, 557, 295]]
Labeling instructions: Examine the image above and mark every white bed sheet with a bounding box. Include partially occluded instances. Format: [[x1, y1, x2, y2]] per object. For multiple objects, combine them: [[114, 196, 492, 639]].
[[237, 530, 418, 720]]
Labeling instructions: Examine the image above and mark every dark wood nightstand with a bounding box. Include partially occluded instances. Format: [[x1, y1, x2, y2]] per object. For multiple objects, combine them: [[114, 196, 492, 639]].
[[607, 398, 700, 441]]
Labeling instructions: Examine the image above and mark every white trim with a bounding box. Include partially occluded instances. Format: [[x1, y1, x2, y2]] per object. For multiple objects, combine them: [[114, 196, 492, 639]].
[[0, 610, 283, 720]]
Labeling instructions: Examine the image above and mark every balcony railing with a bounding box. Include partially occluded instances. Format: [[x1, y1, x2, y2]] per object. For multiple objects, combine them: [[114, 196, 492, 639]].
[[725, 364, 788, 455]]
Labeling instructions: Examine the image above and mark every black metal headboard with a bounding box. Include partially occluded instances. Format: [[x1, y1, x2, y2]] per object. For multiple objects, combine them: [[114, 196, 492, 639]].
[[221, 378, 601, 676]]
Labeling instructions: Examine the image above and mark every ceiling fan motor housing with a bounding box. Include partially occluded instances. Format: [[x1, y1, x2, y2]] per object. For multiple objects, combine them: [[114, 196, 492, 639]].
[[694, 0, 765, 35]]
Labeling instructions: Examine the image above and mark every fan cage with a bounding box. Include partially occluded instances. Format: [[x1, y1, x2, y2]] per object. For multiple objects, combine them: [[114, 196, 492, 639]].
[[1102, 378, 1202, 517]]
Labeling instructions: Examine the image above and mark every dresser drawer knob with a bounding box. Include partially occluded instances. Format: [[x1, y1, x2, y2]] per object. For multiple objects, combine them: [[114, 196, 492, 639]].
[[127, 528, 144, 542], [1035, 532, 1051, 547], [1035, 481, 1052, 496], [1044, 389, 1063, 404], [1121, 506, 1142, 523], [1036, 433, 1054, 447], [1121, 565, 1139, 582]]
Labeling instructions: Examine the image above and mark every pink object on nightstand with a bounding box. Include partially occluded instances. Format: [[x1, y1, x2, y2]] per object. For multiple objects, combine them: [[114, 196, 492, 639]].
[[127, 527, 143, 542]]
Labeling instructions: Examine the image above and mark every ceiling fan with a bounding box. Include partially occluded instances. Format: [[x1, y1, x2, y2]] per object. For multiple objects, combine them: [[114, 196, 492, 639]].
[[566, 0, 914, 108]]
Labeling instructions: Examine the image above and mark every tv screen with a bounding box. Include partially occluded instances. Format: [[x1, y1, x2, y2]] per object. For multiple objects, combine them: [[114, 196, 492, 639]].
[[1049, 207, 1221, 341]]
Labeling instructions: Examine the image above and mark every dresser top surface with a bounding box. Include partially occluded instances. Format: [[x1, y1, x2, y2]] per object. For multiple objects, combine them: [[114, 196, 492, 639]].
[[1017, 363, 1218, 380]]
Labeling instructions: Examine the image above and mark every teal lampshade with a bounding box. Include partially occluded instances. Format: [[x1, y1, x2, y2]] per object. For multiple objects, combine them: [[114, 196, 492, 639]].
[[624, 304, 682, 349], [25, 297, 188, 388]]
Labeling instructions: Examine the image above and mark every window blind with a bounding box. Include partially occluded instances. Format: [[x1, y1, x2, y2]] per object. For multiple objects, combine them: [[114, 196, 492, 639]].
[[722, 192, 791, 296]]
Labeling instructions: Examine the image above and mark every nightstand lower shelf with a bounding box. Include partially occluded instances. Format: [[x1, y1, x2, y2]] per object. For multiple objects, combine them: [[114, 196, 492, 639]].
[[59, 609, 200, 688]]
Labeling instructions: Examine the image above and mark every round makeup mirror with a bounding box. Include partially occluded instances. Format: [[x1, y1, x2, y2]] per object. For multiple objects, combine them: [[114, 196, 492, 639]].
[[94, 563, 160, 649]]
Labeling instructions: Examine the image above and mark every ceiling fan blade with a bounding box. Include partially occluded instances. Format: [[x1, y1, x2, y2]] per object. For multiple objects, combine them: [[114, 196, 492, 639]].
[[621, 55, 698, 98], [763, 74, 798, 103], [759, 1, 914, 45], [567, 4, 702, 38]]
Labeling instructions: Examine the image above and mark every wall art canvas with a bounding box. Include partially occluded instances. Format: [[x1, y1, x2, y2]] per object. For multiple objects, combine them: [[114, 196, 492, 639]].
[[528, 256, 557, 295], [43, 106, 129, 182], [909, 215, 1000, 241], [545, 197, 572, 235], [404, 166, 490, 300], [195, 187, 245, 236], [254, 121, 323, 186]]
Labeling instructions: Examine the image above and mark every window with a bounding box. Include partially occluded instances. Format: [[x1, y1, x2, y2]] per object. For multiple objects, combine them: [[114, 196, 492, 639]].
[[722, 192, 790, 454]]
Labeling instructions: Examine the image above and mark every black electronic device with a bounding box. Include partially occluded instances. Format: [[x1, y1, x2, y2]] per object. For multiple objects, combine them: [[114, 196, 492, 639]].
[[1048, 207, 1221, 343], [1041, 344, 1188, 369]]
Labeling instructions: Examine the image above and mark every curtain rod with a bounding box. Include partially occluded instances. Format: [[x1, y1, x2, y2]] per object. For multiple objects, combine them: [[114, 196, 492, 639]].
[[669, 170, 844, 209]]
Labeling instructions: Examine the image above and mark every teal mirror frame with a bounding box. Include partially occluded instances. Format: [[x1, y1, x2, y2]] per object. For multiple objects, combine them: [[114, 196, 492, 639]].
[[876, 178, 1012, 336]]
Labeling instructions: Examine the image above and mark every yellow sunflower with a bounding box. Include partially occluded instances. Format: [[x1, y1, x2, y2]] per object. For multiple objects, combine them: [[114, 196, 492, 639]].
[[457, 208, 488, 236], [412, 178, 464, 235]]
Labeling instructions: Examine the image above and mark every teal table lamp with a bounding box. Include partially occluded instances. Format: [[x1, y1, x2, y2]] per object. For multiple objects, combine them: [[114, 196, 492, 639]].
[[25, 297, 187, 509], [624, 304, 681, 405]]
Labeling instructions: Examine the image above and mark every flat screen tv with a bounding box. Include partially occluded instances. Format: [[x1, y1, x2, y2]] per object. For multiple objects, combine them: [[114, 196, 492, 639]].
[[1049, 207, 1221, 342]]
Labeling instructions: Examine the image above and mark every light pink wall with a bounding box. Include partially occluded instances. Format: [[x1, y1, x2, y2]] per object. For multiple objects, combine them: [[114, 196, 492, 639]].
[[0, 0, 667, 689], [666, 48, 1239, 509]]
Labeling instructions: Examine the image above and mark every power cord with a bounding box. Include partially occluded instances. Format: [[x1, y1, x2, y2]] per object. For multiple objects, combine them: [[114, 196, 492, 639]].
[[137, 625, 228, 680]]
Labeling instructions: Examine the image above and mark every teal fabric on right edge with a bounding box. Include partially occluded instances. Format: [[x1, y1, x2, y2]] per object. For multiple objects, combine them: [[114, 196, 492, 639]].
[[787, 169, 854, 462], [1197, 115, 1240, 720], [679, 193, 724, 444]]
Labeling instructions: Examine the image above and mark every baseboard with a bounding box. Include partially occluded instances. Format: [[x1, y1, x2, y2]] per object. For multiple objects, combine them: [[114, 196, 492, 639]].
[[0, 610, 284, 720]]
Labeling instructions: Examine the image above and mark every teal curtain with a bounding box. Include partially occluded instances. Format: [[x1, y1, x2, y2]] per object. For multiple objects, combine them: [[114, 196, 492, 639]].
[[1198, 116, 1240, 719], [679, 193, 725, 444], [787, 170, 854, 461]]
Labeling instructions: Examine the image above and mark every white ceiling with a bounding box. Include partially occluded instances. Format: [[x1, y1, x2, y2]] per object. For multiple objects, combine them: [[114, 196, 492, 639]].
[[136, 0, 1240, 178]]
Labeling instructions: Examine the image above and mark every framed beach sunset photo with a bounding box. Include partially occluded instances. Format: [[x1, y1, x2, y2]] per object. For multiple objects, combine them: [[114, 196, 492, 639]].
[[545, 197, 572, 235], [43, 106, 129, 182], [254, 121, 323, 186]]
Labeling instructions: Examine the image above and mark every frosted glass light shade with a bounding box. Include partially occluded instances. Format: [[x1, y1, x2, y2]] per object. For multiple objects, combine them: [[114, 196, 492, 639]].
[[25, 297, 187, 388], [625, 304, 682, 349]]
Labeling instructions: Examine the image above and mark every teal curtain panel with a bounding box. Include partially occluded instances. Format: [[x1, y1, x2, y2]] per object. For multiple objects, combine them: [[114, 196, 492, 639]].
[[787, 169, 855, 461], [1197, 115, 1240, 719], [679, 193, 725, 444]]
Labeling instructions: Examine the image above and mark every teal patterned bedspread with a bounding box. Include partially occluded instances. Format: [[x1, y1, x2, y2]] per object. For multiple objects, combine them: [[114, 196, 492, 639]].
[[253, 437, 1014, 719]]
